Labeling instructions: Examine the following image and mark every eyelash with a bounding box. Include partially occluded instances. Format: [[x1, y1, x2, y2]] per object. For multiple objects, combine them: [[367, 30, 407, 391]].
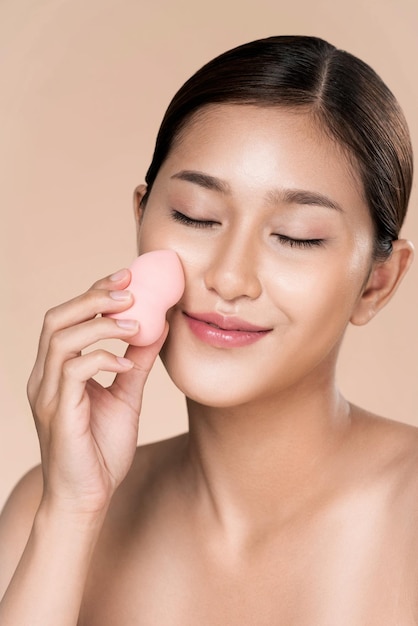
[[170, 210, 324, 248], [274, 234, 324, 249], [170, 210, 218, 228]]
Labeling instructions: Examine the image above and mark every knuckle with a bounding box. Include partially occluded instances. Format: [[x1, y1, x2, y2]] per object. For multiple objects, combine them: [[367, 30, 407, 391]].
[[83, 288, 107, 313], [27, 366, 46, 408], [91, 348, 103, 360], [26, 374, 37, 405], [88, 272, 110, 290], [88, 349, 107, 368], [96, 349, 111, 364], [43, 306, 60, 331], [84, 287, 98, 301], [61, 358, 77, 378], [89, 277, 103, 290], [49, 328, 66, 351]]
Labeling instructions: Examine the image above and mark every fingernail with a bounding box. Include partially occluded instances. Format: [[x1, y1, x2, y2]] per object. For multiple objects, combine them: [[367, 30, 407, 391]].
[[110, 290, 132, 301], [110, 269, 128, 281], [116, 319, 138, 330], [116, 356, 134, 368]]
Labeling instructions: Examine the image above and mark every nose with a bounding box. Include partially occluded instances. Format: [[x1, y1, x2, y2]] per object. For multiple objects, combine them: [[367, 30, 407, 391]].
[[204, 230, 262, 301]]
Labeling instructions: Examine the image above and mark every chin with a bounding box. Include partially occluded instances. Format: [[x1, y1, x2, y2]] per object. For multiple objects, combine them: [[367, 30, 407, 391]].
[[160, 351, 245, 408], [159, 336, 289, 410], [160, 321, 341, 410]]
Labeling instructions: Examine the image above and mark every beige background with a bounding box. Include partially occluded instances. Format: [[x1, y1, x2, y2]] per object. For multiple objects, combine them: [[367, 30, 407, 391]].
[[0, 0, 417, 510]]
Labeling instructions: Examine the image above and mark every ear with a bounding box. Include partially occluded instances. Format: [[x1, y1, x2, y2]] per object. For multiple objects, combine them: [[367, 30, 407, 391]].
[[133, 183, 148, 227], [133, 185, 148, 251], [350, 239, 414, 326], [133, 184, 148, 251]]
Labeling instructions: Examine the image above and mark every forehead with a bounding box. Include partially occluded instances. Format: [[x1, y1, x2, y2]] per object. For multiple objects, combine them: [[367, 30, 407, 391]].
[[158, 104, 368, 218]]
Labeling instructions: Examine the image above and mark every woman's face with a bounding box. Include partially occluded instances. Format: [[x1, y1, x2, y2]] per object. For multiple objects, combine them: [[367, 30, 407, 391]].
[[136, 105, 375, 407]]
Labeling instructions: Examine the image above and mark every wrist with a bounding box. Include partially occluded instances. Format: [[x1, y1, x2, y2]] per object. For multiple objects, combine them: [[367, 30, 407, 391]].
[[36, 496, 109, 536], [0, 494, 108, 625]]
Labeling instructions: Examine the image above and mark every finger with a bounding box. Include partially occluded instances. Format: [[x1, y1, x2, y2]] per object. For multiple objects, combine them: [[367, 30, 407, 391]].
[[90, 268, 132, 291], [38, 280, 133, 359], [39, 317, 140, 406], [109, 323, 169, 414], [58, 349, 135, 412], [29, 275, 134, 395]]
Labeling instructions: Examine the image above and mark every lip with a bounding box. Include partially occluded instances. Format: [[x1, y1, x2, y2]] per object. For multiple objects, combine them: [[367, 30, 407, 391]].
[[183, 311, 272, 348]]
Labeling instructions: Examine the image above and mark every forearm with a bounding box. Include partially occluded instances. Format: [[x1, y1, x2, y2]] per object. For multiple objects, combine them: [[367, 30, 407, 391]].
[[0, 503, 106, 626]]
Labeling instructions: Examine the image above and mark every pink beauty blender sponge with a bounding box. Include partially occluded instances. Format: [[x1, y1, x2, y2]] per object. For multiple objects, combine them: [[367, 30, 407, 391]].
[[109, 250, 185, 346]]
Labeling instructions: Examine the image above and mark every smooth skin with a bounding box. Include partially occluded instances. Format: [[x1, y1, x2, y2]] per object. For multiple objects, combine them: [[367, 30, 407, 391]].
[[0, 105, 417, 625]]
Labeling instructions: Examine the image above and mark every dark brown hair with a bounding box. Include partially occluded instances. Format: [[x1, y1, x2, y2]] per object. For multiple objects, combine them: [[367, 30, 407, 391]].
[[144, 35, 413, 260]]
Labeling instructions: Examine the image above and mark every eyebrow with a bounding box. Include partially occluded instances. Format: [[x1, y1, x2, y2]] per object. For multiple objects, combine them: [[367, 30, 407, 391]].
[[170, 169, 343, 212], [171, 170, 230, 194], [267, 188, 343, 213]]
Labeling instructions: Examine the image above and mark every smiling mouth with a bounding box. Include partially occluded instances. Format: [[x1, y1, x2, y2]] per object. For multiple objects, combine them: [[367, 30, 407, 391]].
[[185, 312, 270, 331], [205, 320, 266, 333], [182, 312, 271, 348], [184, 311, 272, 333]]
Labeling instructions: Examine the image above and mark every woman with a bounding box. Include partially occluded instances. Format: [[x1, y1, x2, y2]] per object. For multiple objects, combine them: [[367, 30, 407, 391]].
[[0, 35, 417, 625]]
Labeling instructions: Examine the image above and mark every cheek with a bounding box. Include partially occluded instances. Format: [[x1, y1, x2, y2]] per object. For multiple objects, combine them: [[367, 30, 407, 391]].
[[264, 248, 370, 328], [137, 217, 173, 253]]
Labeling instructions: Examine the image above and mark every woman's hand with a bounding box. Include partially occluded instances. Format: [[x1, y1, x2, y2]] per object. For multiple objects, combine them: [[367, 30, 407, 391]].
[[26, 268, 168, 517]]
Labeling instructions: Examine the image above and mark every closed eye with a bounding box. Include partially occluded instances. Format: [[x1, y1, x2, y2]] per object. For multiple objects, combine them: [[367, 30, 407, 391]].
[[275, 234, 324, 248], [170, 209, 219, 228], [170, 210, 323, 248]]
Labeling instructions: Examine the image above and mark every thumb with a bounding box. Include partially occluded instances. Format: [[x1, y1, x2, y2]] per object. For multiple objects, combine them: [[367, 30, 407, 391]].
[[109, 323, 169, 414]]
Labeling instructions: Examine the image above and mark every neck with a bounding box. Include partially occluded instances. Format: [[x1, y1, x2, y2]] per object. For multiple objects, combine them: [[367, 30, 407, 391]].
[[183, 376, 352, 543]]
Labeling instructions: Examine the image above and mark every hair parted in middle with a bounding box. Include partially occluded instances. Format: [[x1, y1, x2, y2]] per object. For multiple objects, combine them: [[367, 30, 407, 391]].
[[142, 35, 413, 261]]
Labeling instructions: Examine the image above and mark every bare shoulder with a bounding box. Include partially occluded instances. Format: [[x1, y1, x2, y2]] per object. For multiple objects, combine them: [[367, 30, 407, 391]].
[[350, 403, 418, 455], [0, 464, 43, 596], [134, 432, 189, 473], [349, 404, 418, 502], [126, 433, 187, 489], [103, 433, 188, 524]]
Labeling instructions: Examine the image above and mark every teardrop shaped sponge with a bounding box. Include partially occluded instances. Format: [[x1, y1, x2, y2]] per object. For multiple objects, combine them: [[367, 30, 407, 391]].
[[108, 250, 185, 346]]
